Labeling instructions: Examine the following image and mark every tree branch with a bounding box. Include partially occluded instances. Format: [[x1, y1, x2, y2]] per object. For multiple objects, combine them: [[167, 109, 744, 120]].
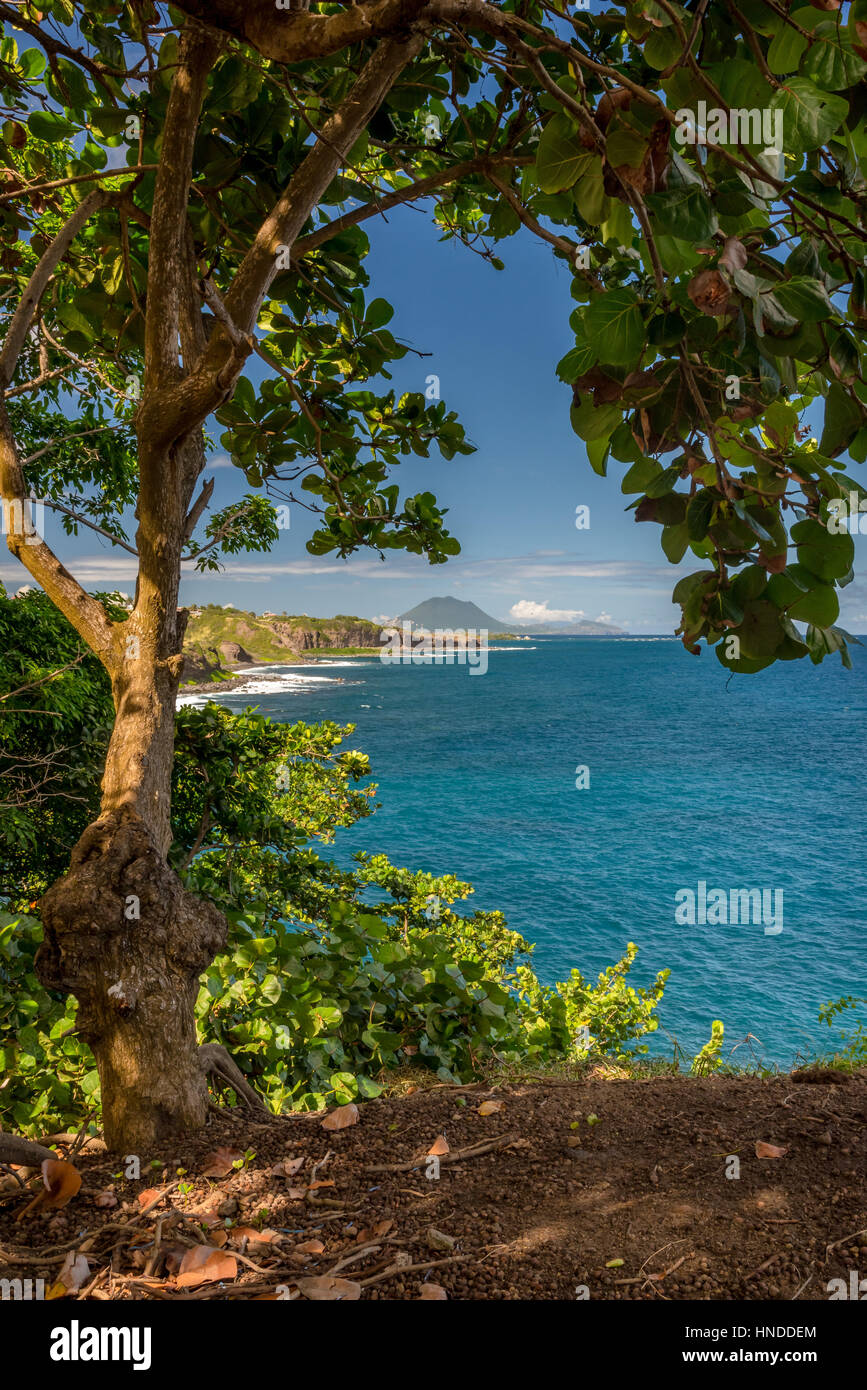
[[294, 152, 531, 258], [0, 189, 110, 391], [144, 24, 221, 391], [142, 30, 427, 450], [0, 403, 115, 670]]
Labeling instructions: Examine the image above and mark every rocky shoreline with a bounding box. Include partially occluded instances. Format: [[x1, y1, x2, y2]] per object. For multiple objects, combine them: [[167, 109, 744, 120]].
[[178, 655, 369, 697]]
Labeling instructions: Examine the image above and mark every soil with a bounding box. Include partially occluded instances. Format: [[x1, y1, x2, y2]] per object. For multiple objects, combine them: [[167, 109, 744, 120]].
[[2, 1071, 865, 1301]]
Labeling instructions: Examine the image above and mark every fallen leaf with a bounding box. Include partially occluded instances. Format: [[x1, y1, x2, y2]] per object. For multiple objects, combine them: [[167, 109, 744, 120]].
[[605, 1258, 625, 1269], [200, 1146, 243, 1179], [294, 1239, 325, 1256], [478, 1101, 503, 1116], [307, 1179, 335, 1191], [18, 1158, 82, 1219], [418, 1282, 448, 1300], [57, 1251, 90, 1293], [137, 1187, 162, 1209], [271, 1155, 305, 1178], [321, 1103, 359, 1132], [755, 1141, 788, 1160], [428, 1135, 449, 1157], [231, 1226, 280, 1249], [94, 1190, 117, 1209], [175, 1245, 238, 1288], [162, 1245, 188, 1275], [295, 1275, 361, 1301], [356, 1219, 393, 1243], [286, 1187, 307, 1200]]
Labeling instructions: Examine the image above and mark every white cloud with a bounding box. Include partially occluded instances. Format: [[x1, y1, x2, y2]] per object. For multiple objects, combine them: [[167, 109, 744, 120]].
[[510, 599, 585, 624], [595, 611, 613, 624]]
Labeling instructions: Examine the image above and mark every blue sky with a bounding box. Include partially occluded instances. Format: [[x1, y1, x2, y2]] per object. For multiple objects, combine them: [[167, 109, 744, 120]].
[[4, 202, 866, 632]]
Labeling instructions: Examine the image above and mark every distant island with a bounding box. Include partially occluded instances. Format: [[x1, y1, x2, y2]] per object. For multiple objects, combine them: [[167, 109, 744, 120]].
[[397, 595, 623, 636]]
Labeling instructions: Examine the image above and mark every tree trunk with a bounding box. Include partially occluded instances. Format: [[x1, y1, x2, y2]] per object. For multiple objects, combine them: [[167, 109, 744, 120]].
[[36, 433, 228, 1153]]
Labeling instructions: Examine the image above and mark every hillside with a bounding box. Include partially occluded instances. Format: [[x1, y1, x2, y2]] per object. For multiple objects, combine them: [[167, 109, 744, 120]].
[[181, 605, 382, 681], [398, 595, 622, 635]]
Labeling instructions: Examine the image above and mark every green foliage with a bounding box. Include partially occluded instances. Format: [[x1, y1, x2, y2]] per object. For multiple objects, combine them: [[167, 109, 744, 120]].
[[0, 684, 671, 1133], [0, 911, 98, 1133], [691, 1019, 725, 1075], [817, 995, 867, 1067], [0, 586, 115, 898]]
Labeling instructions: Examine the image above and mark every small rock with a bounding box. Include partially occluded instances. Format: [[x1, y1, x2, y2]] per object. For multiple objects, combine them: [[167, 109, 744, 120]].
[[427, 1227, 457, 1252]]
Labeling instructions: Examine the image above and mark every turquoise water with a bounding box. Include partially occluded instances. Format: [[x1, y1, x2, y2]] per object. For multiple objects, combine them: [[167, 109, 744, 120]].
[[201, 637, 866, 1065]]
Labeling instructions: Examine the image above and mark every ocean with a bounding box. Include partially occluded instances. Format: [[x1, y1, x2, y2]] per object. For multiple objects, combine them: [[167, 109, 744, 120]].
[[180, 636, 866, 1067]]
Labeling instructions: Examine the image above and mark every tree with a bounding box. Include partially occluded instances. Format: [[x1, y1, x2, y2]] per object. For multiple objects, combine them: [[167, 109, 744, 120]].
[[0, 0, 864, 1148]]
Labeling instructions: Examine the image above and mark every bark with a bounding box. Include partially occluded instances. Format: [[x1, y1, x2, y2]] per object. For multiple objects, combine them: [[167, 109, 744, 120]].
[[38, 809, 226, 1152]]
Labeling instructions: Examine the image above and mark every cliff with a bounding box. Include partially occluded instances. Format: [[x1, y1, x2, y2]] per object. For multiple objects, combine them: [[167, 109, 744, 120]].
[[181, 606, 382, 681]]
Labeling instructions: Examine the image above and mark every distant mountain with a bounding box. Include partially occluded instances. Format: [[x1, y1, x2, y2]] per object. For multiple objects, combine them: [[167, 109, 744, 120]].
[[396, 597, 508, 631], [396, 596, 622, 635]]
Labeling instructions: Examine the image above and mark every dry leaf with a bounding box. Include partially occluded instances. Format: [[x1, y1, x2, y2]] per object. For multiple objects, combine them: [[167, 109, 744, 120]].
[[295, 1238, 325, 1256], [755, 1141, 788, 1160], [175, 1245, 238, 1288], [418, 1283, 448, 1300], [18, 1158, 82, 1219], [137, 1187, 162, 1209], [478, 1100, 503, 1116], [200, 1146, 243, 1179], [162, 1245, 188, 1276], [307, 1178, 335, 1192], [286, 1187, 307, 1200], [428, 1135, 449, 1156], [271, 1155, 305, 1178], [356, 1219, 393, 1243], [58, 1251, 90, 1292], [321, 1103, 359, 1132], [232, 1226, 279, 1250], [94, 1189, 117, 1209], [295, 1275, 361, 1301]]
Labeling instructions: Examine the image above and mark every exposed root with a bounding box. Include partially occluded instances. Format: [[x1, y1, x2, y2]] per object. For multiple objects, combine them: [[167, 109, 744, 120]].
[[198, 1043, 269, 1116], [0, 1131, 57, 1166]]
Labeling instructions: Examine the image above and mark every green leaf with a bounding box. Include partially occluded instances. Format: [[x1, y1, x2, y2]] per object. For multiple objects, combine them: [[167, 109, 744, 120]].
[[686, 489, 716, 541], [583, 289, 644, 367], [768, 19, 809, 74], [788, 583, 839, 627], [645, 186, 718, 242], [769, 79, 848, 156], [573, 162, 609, 225], [661, 521, 690, 563], [27, 109, 78, 141], [773, 277, 834, 322], [535, 115, 594, 194], [801, 20, 867, 91], [819, 382, 864, 457]]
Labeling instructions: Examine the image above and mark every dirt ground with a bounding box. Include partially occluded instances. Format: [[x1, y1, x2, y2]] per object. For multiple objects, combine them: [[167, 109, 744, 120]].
[[1, 1071, 865, 1301]]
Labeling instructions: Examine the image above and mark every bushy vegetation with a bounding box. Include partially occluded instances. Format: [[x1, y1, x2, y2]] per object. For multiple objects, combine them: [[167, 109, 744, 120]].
[[0, 590, 682, 1136]]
